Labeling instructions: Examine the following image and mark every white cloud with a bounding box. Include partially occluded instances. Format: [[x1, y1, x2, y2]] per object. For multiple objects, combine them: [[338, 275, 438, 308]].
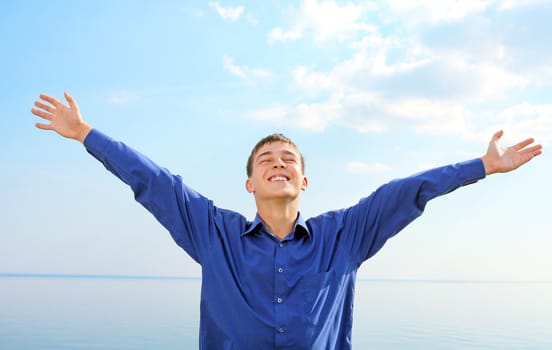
[[461, 102, 552, 146], [385, 98, 467, 134], [279, 94, 375, 133], [107, 91, 137, 105], [246, 12, 259, 25], [209, 2, 244, 21], [252, 0, 550, 143], [346, 161, 392, 174], [293, 66, 332, 93], [326, 38, 526, 102], [385, 0, 489, 24], [294, 100, 342, 131], [497, 0, 543, 11], [249, 92, 465, 134], [223, 55, 247, 80], [272, 43, 523, 134], [223, 55, 274, 82], [268, 27, 302, 42], [488, 103, 552, 144], [248, 94, 342, 132], [497, 102, 552, 123], [268, 0, 373, 43]]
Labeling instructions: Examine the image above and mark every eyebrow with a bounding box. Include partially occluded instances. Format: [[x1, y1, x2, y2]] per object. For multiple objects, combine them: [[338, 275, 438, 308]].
[[255, 150, 297, 161]]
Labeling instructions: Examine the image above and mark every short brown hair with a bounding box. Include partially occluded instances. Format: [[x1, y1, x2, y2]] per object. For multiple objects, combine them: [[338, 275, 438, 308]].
[[246, 133, 305, 177]]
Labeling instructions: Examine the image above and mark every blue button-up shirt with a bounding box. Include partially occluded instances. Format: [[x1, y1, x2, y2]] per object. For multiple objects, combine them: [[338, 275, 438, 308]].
[[84, 129, 486, 349]]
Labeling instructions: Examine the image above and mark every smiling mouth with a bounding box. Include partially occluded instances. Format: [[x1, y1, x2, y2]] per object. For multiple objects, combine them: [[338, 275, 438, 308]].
[[269, 175, 289, 182]]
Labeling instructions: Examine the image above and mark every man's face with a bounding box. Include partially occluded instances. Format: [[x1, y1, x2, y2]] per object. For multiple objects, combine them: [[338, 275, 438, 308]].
[[245, 141, 308, 201]]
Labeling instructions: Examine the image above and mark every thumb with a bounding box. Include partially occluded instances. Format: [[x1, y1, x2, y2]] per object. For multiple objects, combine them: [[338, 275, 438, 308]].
[[491, 130, 504, 142]]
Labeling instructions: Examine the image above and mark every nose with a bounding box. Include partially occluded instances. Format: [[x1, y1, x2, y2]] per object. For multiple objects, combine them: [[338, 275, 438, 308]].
[[273, 158, 286, 168]]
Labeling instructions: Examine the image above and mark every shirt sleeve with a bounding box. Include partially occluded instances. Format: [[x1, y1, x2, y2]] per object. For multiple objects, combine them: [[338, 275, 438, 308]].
[[342, 158, 486, 266], [83, 128, 212, 264]]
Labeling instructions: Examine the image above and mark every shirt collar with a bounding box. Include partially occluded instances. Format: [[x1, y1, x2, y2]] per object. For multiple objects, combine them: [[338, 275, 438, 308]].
[[242, 212, 311, 239]]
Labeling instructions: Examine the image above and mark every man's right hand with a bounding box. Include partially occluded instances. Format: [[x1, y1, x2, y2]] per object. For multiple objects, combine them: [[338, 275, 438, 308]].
[[32, 92, 92, 143]]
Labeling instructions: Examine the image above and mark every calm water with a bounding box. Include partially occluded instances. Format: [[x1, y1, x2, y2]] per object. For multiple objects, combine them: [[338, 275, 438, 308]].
[[1, 275, 551, 349]]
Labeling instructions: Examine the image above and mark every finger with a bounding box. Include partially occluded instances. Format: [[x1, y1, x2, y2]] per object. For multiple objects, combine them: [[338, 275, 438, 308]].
[[512, 138, 535, 151], [39, 93, 62, 107], [35, 122, 53, 130], [31, 108, 53, 121], [64, 91, 78, 109], [520, 144, 543, 156], [517, 151, 540, 167], [34, 101, 55, 113], [516, 145, 543, 168]]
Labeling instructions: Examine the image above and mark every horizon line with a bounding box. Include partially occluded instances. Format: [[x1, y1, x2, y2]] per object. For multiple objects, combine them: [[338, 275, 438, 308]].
[[0, 273, 200, 280], [1, 272, 550, 284]]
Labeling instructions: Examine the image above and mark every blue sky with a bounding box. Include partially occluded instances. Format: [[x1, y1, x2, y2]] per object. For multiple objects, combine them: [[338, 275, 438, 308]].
[[1, 0, 550, 281]]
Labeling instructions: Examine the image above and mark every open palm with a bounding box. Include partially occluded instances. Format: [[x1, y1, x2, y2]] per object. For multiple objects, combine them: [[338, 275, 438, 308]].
[[32, 92, 91, 142], [482, 130, 542, 174]]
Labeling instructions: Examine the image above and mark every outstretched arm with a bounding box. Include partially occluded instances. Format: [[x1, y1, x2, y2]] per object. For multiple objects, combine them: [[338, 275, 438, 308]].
[[32, 91, 212, 263], [481, 130, 542, 175], [31, 92, 92, 143]]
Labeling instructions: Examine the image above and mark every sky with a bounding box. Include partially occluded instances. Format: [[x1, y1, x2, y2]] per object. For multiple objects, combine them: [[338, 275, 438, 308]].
[[1, 0, 550, 281]]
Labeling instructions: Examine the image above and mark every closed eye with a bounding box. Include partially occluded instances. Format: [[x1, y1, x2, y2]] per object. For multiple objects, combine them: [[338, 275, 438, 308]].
[[258, 157, 272, 165]]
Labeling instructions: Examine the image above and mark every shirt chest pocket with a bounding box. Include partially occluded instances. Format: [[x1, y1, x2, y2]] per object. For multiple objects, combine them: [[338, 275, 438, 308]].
[[302, 270, 336, 327]]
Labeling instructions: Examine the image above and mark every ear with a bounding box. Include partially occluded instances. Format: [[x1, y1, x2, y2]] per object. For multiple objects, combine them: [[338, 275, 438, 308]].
[[245, 178, 255, 193], [301, 176, 308, 191]]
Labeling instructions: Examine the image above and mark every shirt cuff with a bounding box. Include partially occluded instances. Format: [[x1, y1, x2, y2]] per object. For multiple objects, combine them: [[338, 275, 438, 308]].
[[83, 128, 112, 159], [459, 157, 487, 185]]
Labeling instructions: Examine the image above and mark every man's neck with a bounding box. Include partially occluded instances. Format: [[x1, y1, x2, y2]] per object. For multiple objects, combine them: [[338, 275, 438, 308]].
[[256, 200, 299, 240]]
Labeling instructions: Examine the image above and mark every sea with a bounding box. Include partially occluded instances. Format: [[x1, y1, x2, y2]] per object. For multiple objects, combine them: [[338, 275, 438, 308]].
[[1, 274, 551, 349]]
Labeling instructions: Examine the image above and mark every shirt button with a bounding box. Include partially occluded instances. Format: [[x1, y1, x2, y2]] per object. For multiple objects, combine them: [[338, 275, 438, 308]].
[[278, 267, 284, 273], [277, 297, 283, 304], [279, 243, 284, 248], [278, 327, 285, 333]]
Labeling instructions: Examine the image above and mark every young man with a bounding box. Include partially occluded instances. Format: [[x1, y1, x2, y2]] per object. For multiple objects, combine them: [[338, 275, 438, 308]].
[[32, 92, 542, 349]]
